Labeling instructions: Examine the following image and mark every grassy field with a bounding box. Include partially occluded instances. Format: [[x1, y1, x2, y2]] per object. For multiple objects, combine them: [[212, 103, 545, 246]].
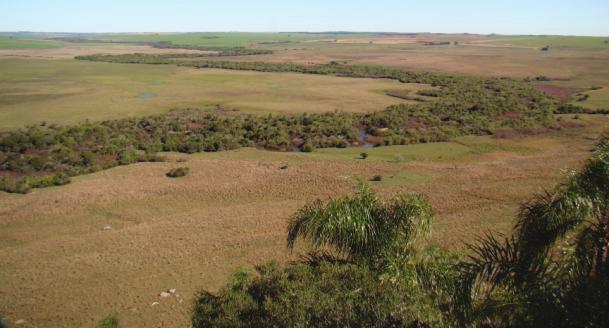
[[87, 32, 358, 47], [0, 36, 63, 49], [0, 58, 427, 130], [575, 86, 609, 109], [0, 116, 606, 327], [484, 35, 609, 48]]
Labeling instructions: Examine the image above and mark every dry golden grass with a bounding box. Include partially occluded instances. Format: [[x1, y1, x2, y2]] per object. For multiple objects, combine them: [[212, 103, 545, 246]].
[[1, 115, 606, 327]]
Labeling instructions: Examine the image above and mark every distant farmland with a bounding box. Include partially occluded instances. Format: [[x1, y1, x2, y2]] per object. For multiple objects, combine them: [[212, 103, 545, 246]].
[[483, 35, 609, 48], [0, 36, 63, 49]]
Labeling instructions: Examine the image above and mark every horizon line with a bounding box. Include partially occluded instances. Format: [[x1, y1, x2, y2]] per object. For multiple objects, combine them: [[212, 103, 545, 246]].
[[1, 31, 608, 38]]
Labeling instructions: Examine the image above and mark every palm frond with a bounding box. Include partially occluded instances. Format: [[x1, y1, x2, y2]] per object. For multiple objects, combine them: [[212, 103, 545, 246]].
[[286, 183, 433, 264], [459, 233, 520, 298], [286, 184, 380, 259], [382, 194, 433, 251], [514, 185, 594, 274]]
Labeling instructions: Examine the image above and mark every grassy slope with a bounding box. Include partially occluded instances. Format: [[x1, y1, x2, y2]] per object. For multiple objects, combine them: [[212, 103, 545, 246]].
[[0, 58, 428, 130]]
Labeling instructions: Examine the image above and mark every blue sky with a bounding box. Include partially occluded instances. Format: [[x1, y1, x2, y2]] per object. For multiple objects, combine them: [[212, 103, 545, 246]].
[[1, 0, 608, 36]]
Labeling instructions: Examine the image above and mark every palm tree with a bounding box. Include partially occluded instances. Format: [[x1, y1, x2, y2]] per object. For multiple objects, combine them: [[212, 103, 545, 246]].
[[287, 183, 466, 326], [459, 132, 609, 327], [287, 183, 433, 271]]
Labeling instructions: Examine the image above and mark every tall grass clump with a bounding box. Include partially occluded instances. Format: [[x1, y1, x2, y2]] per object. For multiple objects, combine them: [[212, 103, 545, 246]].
[[96, 315, 119, 328]]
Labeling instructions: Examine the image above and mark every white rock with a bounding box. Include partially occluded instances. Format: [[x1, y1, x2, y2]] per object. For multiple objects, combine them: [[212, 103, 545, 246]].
[[15, 319, 26, 325], [169, 289, 177, 294], [103, 226, 112, 230], [151, 302, 160, 306], [159, 291, 171, 298]]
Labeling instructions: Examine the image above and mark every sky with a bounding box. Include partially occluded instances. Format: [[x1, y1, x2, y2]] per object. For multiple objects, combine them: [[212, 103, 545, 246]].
[[1, 0, 608, 36]]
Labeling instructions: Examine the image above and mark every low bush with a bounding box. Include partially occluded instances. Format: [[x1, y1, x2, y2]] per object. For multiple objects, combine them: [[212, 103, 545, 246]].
[[301, 143, 315, 152], [166, 167, 189, 178], [370, 175, 382, 181], [96, 315, 119, 328], [193, 260, 446, 328]]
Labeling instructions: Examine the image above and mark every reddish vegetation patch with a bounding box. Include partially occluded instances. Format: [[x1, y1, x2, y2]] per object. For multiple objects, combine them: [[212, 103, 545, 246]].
[[533, 84, 577, 102]]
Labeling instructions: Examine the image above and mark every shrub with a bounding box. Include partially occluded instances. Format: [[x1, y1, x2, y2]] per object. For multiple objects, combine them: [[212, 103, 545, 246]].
[[360, 152, 368, 159], [96, 315, 119, 328], [117, 150, 137, 165], [301, 143, 314, 152], [371, 175, 383, 181], [192, 262, 443, 328], [166, 167, 189, 178]]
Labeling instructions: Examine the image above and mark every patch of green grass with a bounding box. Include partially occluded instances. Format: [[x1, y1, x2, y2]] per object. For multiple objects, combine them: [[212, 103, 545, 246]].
[[489, 36, 609, 49], [96, 314, 119, 328], [310, 142, 473, 162], [308, 136, 534, 163], [454, 135, 534, 153], [573, 87, 609, 109], [0, 36, 63, 49]]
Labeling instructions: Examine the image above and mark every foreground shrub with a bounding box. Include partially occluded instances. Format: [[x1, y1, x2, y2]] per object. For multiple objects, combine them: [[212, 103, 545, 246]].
[[166, 167, 189, 178], [193, 261, 443, 328]]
